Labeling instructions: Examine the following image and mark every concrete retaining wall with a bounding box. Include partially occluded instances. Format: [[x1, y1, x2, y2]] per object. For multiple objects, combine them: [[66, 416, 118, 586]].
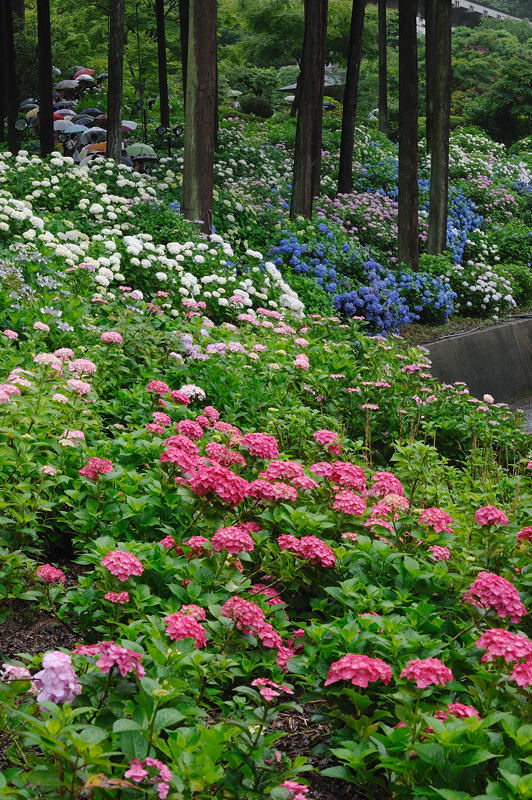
[[426, 317, 532, 402]]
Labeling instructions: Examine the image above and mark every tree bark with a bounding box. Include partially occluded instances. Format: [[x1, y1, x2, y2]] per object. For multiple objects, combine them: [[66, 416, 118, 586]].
[[12, 0, 24, 22], [290, 0, 328, 220], [107, 0, 125, 163], [37, 0, 54, 156], [179, 0, 189, 106], [182, 0, 216, 233], [397, 0, 419, 269], [0, 0, 19, 154], [338, 0, 366, 194], [377, 0, 388, 135], [427, 0, 451, 255], [155, 0, 170, 128], [425, 0, 435, 154]]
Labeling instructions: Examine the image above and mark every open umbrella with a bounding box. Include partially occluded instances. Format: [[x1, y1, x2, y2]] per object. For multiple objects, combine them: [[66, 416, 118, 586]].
[[79, 108, 102, 116], [55, 101, 77, 109], [19, 102, 38, 112], [71, 115, 94, 126], [87, 142, 107, 153], [64, 124, 89, 134], [126, 143, 157, 157], [96, 73, 108, 82], [20, 97, 38, 106], [93, 114, 108, 125], [55, 80, 79, 90], [73, 68, 95, 79], [122, 120, 138, 130], [79, 128, 107, 146], [54, 109, 75, 117], [77, 75, 95, 84], [26, 108, 40, 119], [54, 120, 72, 131]]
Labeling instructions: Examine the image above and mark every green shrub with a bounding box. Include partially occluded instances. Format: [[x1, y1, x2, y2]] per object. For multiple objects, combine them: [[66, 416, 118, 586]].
[[285, 272, 335, 316], [501, 262, 532, 307], [239, 94, 273, 118]]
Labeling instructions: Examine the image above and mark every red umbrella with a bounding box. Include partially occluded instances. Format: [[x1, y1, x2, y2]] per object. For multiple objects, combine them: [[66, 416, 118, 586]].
[[73, 68, 95, 79]]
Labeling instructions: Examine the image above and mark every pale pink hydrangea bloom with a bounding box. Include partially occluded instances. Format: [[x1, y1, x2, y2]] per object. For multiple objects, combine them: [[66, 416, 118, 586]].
[[294, 353, 310, 370], [52, 393, 69, 403], [0, 391, 11, 404], [101, 550, 144, 582], [3, 329, 18, 340], [100, 331, 123, 344], [332, 490, 367, 516], [54, 348, 75, 361], [36, 564, 66, 584], [428, 545, 451, 561], [324, 654, 392, 687], [34, 353, 62, 370], [33, 651, 81, 705], [251, 677, 294, 701], [474, 506, 509, 527], [164, 612, 206, 648], [475, 628, 532, 663], [125, 758, 172, 799], [464, 571, 526, 623], [41, 465, 57, 476], [419, 507, 454, 533], [211, 525, 255, 554], [73, 641, 144, 678], [0, 663, 32, 682], [281, 780, 309, 800], [516, 526, 532, 544], [180, 604, 206, 621], [0, 383, 20, 397], [104, 592, 130, 604], [66, 378, 92, 395], [400, 657, 453, 688], [68, 358, 96, 376], [59, 429, 85, 447], [33, 321, 50, 332]]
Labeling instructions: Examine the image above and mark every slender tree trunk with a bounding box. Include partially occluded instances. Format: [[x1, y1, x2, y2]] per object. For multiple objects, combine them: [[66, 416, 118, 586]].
[[0, 16, 5, 143], [427, 0, 451, 254], [377, 0, 388, 135], [397, 0, 419, 269], [290, 0, 328, 219], [37, 0, 54, 156], [155, 0, 170, 128], [338, 0, 366, 194], [107, 0, 125, 162], [12, 0, 24, 22], [0, 0, 19, 154], [290, 60, 302, 117], [179, 0, 189, 106], [182, 0, 216, 232], [425, 0, 435, 153]]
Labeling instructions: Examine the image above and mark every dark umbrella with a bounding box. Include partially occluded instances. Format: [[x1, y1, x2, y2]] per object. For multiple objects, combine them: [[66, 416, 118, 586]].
[[79, 108, 103, 116], [96, 73, 108, 82], [55, 101, 77, 109], [71, 115, 94, 126], [20, 97, 38, 106], [55, 80, 79, 90], [94, 114, 108, 125]]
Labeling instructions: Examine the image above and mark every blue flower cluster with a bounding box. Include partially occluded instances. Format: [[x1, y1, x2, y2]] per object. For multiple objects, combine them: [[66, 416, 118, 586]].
[[397, 271, 456, 324], [271, 230, 341, 293], [333, 260, 415, 332], [446, 190, 483, 264]]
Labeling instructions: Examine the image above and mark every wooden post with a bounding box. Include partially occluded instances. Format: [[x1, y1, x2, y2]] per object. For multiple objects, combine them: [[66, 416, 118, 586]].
[[290, 0, 328, 219], [37, 0, 54, 156], [377, 0, 388, 135], [397, 0, 419, 269], [107, 0, 125, 163], [427, 0, 451, 254], [179, 0, 189, 106], [181, 0, 216, 232], [0, 0, 19, 154], [338, 0, 366, 194]]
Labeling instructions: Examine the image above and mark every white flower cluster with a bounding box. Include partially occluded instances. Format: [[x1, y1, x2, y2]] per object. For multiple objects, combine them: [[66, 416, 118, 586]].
[[451, 261, 516, 318]]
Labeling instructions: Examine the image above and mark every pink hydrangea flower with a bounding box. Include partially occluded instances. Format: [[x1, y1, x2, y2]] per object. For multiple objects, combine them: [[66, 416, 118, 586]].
[[474, 506, 509, 527], [428, 545, 451, 561], [36, 564, 66, 584], [211, 525, 255, 554], [73, 641, 144, 678], [183, 536, 210, 556], [435, 703, 480, 720], [164, 612, 206, 648], [248, 480, 298, 502], [101, 550, 144, 582], [400, 657, 453, 688], [52, 393, 69, 403], [33, 321, 50, 332], [281, 780, 309, 800], [516, 526, 532, 544], [152, 412, 171, 427], [3, 329, 18, 340], [0, 664, 32, 682], [79, 457, 113, 480], [313, 429, 342, 455], [170, 390, 190, 405], [104, 592, 129, 604], [332, 462, 366, 492], [419, 507, 454, 534], [100, 331, 123, 344], [464, 571, 526, 623], [324, 654, 392, 687], [190, 463, 249, 505], [251, 677, 293, 701], [66, 378, 92, 395], [220, 596, 285, 654], [54, 348, 75, 361], [332, 490, 367, 516], [241, 432, 279, 460], [294, 353, 310, 370], [475, 628, 532, 663], [68, 358, 97, 376], [34, 353, 62, 370], [206, 441, 246, 467], [146, 380, 170, 395], [33, 651, 81, 705], [370, 471, 405, 497], [278, 534, 336, 568], [510, 656, 532, 687], [180, 604, 206, 621], [176, 419, 204, 440]]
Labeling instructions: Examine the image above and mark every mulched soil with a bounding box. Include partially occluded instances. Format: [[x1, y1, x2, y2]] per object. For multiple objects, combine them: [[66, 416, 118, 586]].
[[0, 599, 77, 659], [399, 309, 532, 346]]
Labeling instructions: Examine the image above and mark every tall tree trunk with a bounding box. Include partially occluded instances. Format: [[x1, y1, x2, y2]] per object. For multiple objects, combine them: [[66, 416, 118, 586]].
[[12, 0, 24, 23], [107, 0, 125, 163], [179, 0, 189, 106], [425, 0, 435, 153], [427, 0, 451, 254], [37, 0, 54, 156], [397, 0, 419, 269], [338, 0, 366, 194], [155, 0, 170, 128], [377, 0, 388, 135], [290, 0, 328, 220], [0, 0, 19, 154], [182, 0, 216, 233]]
